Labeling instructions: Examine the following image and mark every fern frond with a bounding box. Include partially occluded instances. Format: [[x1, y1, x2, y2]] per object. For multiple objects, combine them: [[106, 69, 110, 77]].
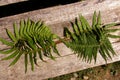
[[63, 11, 119, 62], [0, 19, 60, 72]]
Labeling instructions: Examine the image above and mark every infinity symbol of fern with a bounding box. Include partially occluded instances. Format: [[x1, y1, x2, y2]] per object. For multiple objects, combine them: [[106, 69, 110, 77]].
[[0, 11, 120, 72]]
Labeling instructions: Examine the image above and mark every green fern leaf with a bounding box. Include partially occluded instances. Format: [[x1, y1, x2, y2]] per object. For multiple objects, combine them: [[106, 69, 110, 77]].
[[1, 50, 19, 60], [29, 52, 34, 71], [38, 49, 45, 61], [33, 51, 38, 66], [104, 23, 117, 28], [105, 39, 116, 56], [71, 22, 79, 36], [105, 29, 120, 33], [97, 11, 101, 26], [9, 52, 22, 66], [99, 46, 107, 62], [6, 29, 17, 42], [34, 21, 42, 32], [75, 18, 83, 33], [79, 15, 87, 31], [107, 34, 120, 38], [0, 38, 13, 46], [92, 11, 97, 28], [19, 20, 25, 37], [13, 22, 19, 39], [80, 15, 91, 31], [0, 48, 15, 54]]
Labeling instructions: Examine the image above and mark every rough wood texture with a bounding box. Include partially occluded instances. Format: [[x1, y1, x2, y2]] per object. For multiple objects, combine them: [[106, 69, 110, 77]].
[[0, 0, 27, 6], [0, 0, 120, 79]]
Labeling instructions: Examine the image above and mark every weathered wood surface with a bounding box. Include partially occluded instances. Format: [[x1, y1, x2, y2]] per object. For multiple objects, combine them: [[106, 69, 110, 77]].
[[0, 0, 120, 80], [0, 0, 27, 6]]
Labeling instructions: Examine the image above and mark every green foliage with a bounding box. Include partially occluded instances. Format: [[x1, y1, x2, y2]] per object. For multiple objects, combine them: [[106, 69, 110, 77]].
[[0, 11, 120, 72], [0, 19, 60, 72], [64, 11, 120, 62]]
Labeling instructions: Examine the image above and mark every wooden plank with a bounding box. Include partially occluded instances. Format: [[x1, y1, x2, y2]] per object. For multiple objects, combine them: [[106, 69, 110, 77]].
[[0, 42, 120, 80], [0, 0, 120, 39], [0, 0, 27, 6], [0, 0, 120, 79], [0, 0, 120, 55]]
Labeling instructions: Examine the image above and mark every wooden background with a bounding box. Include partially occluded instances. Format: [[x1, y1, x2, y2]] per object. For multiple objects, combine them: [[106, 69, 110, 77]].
[[0, 0, 120, 79], [0, 0, 27, 6]]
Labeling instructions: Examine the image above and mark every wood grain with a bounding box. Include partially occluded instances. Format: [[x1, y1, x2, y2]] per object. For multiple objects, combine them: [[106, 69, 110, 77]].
[[0, 0, 120, 79], [0, 0, 27, 6]]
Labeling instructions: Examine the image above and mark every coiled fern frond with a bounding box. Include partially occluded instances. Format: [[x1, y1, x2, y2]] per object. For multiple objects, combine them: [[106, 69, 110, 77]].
[[64, 11, 120, 62], [0, 19, 60, 72]]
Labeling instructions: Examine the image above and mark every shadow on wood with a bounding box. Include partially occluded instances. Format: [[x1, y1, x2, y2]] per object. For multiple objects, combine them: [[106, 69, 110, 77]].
[[0, 0, 79, 18]]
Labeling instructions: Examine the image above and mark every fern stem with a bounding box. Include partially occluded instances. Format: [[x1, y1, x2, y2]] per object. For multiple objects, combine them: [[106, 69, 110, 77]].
[[55, 38, 70, 44]]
